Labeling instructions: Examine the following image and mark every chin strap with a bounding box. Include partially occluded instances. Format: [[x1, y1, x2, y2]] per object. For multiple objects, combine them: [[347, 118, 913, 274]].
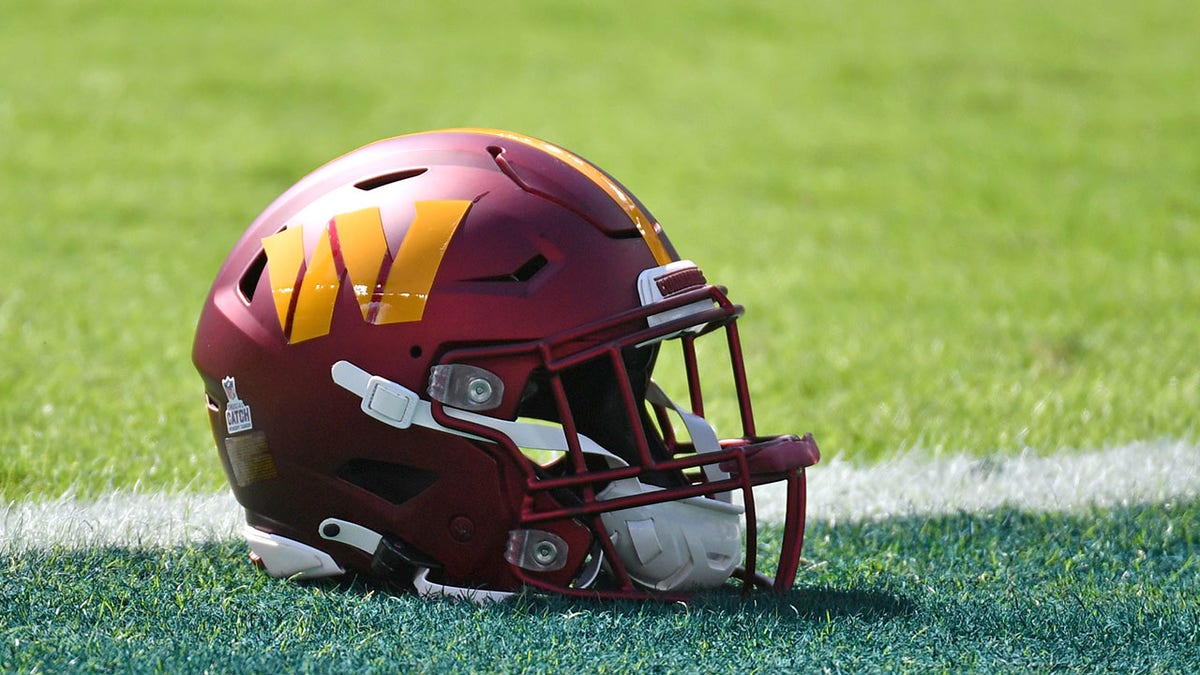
[[644, 381, 731, 501], [245, 517, 516, 603], [331, 360, 626, 468], [318, 516, 515, 603], [331, 359, 736, 487], [411, 567, 514, 603]]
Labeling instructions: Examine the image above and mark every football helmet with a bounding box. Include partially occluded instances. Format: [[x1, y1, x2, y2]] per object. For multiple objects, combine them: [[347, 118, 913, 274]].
[[193, 129, 819, 601]]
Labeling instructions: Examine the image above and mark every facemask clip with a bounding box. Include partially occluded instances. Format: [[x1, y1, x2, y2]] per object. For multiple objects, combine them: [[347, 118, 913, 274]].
[[429, 364, 505, 412], [505, 529, 570, 572]]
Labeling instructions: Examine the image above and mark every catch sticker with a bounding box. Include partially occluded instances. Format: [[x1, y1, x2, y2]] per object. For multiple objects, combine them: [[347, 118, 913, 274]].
[[222, 376, 254, 434]]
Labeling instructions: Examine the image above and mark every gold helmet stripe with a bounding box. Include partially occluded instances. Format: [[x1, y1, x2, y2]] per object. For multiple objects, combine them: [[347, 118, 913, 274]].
[[445, 128, 674, 266]]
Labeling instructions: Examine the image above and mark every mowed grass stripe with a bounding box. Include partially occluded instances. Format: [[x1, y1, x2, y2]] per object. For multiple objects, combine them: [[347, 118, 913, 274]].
[[5, 440, 1197, 553]]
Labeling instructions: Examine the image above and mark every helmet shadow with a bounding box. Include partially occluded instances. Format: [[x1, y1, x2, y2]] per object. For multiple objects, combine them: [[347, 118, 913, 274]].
[[324, 571, 913, 624]]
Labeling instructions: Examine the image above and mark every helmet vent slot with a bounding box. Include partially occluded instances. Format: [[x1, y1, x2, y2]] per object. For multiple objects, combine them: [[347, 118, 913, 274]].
[[509, 254, 548, 282], [237, 249, 269, 303], [336, 459, 438, 505], [354, 168, 428, 191], [470, 254, 548, 283]]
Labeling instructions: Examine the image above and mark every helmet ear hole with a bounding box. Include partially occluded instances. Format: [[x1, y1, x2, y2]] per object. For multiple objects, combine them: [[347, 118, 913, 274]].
[[336, 459, 438, 506], [409, 345, 423, 359]]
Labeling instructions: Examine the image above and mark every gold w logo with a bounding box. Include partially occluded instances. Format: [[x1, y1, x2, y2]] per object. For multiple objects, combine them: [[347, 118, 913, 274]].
[[261, 201, 471, 343]]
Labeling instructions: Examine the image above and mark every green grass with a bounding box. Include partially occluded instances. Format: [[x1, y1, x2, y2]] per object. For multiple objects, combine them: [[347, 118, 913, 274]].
[[2, 1, 1198, 501], [4, 501, 1197, 672]]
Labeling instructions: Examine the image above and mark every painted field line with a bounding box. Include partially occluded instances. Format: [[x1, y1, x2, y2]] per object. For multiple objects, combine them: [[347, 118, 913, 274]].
[[788, 438, 1200, 525], [2, 440, 1197, 553]]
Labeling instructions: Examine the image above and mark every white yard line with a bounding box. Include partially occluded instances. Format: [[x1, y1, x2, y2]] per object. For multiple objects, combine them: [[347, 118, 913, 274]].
[[2, 489, 243, 553], [3, 440, 1198, 552], [772, 438, 1200, 524]]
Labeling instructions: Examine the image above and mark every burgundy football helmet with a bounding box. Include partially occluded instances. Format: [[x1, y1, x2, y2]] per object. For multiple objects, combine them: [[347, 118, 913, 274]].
[[193, 129, 819, 601]]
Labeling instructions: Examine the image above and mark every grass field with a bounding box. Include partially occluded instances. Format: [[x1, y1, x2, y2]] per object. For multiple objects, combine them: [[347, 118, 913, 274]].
[[4, 502, 1198, 672], [2, 0, 1198, 671]]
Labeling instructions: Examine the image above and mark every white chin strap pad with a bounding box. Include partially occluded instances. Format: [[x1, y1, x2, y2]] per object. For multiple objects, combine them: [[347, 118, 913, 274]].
[[598, 479, 744, 592]]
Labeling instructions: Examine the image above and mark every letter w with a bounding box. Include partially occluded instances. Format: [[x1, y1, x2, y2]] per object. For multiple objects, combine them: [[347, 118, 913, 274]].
[[261, 201, 471, 343]]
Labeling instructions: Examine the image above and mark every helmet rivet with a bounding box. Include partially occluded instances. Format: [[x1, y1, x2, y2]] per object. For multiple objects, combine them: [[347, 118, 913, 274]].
[[467, 378, 493, 404], [533, 540, 559, 565], [322, 522, 341, 538], [449, 516, 475, 543]]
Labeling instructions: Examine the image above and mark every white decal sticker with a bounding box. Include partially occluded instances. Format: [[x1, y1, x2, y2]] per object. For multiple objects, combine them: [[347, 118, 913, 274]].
[[222, 376, 254, 434]]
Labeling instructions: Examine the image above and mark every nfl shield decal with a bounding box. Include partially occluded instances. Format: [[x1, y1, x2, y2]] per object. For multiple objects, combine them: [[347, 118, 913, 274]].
[[222, 376, 254, 434]]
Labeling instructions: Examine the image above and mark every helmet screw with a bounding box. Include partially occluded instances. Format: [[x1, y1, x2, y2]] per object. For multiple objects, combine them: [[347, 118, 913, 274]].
[[533, 540, 559, 565], [449, 515, 475, 543], [467, 378, 493, 404]]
